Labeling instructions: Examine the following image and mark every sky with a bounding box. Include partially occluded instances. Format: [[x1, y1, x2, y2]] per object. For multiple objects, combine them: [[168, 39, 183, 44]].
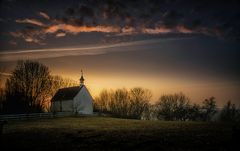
[[0, 0, 240, 106]]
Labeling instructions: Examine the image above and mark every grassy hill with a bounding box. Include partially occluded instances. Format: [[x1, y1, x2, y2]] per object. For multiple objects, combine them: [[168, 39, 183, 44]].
[[1, 116, 236, 151]]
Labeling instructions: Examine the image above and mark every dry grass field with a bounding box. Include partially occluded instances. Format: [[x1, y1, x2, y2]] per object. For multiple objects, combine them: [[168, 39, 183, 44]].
[[0, 116, 237, 151]]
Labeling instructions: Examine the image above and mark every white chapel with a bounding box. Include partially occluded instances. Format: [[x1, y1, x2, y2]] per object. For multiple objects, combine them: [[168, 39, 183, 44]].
[[51, 71, 93, 114]]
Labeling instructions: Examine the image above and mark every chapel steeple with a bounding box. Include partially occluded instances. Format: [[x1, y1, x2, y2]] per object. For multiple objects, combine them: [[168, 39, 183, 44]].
[[80, 70, 84, 86]]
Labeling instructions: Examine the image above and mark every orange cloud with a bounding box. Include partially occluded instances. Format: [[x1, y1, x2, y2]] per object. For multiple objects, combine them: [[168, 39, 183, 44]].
[[142, 27, 172, 34], [12, 15, 196, 46], [25, 37, 37, 42], [56, 32, 66, 37], [16, 19, 46, 27], [45, 24, 121, 34], [175, 25, 193, 34], [141, 25, 193, 34], [10, 30, 44, 44], [120, 27, 136, 35], [23, 36, 45, 45], [39, 12, 50, 20]]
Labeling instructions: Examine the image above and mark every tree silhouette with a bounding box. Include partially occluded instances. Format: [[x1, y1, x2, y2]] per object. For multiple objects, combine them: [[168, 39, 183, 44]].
[[94, 88, 151, 119], [94, 89, 111, 113], [155, 92, 190, 121], [220, 101, 240, 122], [174, 93, 190, 121], [155, 94, 177, 120], [187, 103, 201, 121], [4, 60, 52, 113], [109, 88, 129, 118], [201, 97, 217, 121], [129, 87, 151, 119]]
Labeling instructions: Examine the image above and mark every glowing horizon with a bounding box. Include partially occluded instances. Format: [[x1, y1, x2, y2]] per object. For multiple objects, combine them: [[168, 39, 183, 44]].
[[0, 0, 239, 107], [50, 70, 238, 107]]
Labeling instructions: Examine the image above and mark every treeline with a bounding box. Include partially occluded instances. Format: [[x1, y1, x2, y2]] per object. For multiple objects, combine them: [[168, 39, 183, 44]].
[[94, 88, 152, 119], [0, 60, 77, 114], [94, 89, 240, 122], [1, 60, 240, 122]]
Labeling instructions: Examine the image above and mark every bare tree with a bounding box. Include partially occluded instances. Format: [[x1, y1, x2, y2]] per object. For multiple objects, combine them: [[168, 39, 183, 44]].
[[220, 101, 240, 122], [94, 89, 111, 113], [187, 103, 201, 121], [155, 94, 177, 120], [109, 88, 130, 118], [175, 93, 190, 121], [129, 87, 152, 119], [155, 92, 189, 121], [201, 97, 217, 121], [95, 88, 152, 119], [4, 60, 52, 113]]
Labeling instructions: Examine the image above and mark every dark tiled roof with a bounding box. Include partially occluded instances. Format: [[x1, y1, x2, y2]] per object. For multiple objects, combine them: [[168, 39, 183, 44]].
[[51, 85, 83, 102]]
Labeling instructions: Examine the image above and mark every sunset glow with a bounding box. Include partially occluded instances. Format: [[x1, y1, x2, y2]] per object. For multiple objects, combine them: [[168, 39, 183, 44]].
[[1, 1, 239, 151], [0, 0, 240, 107]]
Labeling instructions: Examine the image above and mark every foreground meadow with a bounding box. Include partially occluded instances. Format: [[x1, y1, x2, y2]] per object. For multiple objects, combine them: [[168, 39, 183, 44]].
[[0, 116, 237, 151]]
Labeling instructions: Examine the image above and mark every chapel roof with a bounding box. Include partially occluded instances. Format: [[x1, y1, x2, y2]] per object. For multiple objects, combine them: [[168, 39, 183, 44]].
[[51, 85, 84, 102]]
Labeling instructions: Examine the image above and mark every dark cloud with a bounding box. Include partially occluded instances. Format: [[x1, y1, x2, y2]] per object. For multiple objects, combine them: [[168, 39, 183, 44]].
[[78, 5, 94, 18], [1, 0, 240, 48], [65, 7, 75, 16]]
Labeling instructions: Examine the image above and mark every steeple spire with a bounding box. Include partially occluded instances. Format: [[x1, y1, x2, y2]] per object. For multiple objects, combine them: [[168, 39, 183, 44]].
[[80, 70, 84, 86]]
